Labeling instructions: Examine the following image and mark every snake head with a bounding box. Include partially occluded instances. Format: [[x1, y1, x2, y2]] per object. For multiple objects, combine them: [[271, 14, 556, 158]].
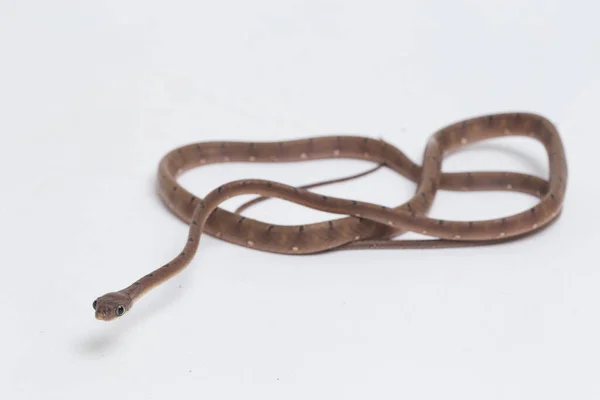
[[93, 292, 132, 321]]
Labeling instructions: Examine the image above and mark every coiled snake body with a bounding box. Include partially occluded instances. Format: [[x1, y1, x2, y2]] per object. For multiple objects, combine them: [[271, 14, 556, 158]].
[[93, 112, 567, 321]]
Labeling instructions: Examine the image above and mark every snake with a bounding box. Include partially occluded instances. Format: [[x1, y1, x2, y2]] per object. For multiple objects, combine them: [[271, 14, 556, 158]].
[[93, 112, 567, 321]]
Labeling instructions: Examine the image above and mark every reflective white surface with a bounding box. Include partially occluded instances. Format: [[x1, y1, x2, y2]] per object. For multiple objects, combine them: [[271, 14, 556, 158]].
[[1, 1, 598, 399]]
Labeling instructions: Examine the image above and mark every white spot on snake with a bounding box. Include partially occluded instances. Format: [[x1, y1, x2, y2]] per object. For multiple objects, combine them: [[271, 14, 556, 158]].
[[333, 149, 340, 156], [247, 240, 254, 246], [249, 156, 256, 162], [422, 230, 427, 234], [499, 232, 506, 237], [216, 232, 222, 237], [454, 235, 461, 239], [461, 138, 468, 144], [292, 246, 299, 252], [506, 184, 513, 189], [387, 221, 393, 226], [354, 235, 360, 241], [532, 223, 538, 229], [223, 156, 230, 162], [300, 152, 308, 159]]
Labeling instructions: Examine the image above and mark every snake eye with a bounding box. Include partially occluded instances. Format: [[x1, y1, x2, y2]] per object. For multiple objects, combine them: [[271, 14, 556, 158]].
[[93, 300, 97, 310], [116, 305, 125, 316]]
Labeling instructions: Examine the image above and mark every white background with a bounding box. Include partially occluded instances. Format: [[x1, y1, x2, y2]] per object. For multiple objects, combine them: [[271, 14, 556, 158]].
[[1, 1, 599, 399]]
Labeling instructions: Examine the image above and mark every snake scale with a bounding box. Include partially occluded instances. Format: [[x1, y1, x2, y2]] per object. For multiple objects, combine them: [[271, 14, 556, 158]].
[[93, 112, 567, 321]]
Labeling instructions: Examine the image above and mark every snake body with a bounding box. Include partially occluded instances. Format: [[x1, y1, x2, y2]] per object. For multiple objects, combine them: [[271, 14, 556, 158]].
[[93, 112, 567, 321]]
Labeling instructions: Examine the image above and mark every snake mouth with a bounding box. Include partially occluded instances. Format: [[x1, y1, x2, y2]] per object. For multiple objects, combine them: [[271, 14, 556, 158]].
[[95, 311, 109, 321]]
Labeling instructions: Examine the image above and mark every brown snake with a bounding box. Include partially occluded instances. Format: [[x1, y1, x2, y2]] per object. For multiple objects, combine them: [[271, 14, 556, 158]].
[[93, 112, 567, 321]]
